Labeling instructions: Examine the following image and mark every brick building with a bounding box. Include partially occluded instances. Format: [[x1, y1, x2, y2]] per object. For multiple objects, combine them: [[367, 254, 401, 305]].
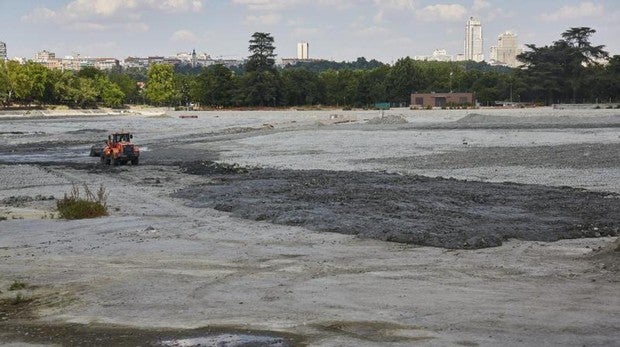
[[410, 92, 475, 108]]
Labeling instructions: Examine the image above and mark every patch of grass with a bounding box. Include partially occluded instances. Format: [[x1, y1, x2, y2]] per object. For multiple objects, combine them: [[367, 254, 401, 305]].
[[9, 281, 27, 291], [11, 293, 32, 305], [56, 184, 109, 219]]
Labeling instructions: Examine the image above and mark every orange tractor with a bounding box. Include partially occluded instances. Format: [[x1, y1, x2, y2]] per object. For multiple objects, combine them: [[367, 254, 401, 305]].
[[100, 132, 140, 165]]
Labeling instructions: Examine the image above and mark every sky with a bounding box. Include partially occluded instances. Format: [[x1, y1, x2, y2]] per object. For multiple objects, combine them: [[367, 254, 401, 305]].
[[1, 0, 619, 63]]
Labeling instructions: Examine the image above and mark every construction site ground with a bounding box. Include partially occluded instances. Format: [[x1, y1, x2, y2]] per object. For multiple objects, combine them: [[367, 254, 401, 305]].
[[0, 108, 618, 346]]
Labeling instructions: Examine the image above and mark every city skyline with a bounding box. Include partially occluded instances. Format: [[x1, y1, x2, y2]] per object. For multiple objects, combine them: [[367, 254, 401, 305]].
[[1, 1, 619, 63]]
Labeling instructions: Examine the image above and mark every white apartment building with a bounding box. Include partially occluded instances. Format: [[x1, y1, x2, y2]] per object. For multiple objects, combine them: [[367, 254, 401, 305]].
[[297, 42, 309, 60], [464, 17, 483, 62], [413, 49, 453, 62], [34, 50, 56, 62], [489, 31, 521, 68]]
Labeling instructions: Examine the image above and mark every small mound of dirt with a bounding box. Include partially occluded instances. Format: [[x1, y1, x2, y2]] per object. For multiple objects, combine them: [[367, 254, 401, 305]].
[[180, 161, 255, 175], [367, 114, 408, 124], [65, 129, 107, 134], [2, 195, 55, 207]]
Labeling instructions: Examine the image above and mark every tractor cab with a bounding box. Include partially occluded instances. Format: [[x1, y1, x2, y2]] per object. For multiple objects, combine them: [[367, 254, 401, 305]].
[[109, 132, 133, 143]]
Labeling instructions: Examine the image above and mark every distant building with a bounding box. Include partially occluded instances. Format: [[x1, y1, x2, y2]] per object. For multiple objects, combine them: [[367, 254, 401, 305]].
[[414, 49, 453, 62], [489, 31, 521, 68], [280, 58, 322, 66], [60, 57, 81, 71], [297, 42, 309, 59], [464, 17, 483, 62], [93, 58, 120, 70], [0, 41, 6, 60], [411, 92, 475, 108], [34, 50, 56, 62], [31, 50, 119, 71]]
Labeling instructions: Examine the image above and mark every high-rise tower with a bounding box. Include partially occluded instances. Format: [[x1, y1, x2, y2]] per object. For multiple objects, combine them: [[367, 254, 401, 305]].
[[464, 17, 483, 62], [191, 49, 197, 67], [297, 42, 309, 60], [489, 31, 521, 68], [0, 41, 6, 60]]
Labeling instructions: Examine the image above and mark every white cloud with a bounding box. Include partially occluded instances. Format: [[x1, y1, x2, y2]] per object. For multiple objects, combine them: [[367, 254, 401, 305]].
[[316, 0, 355, 10], [21, 0, 204, 32], [157, 0, 203, 12], [70, 22, 107, 31], [291, 27, 321, 37], [245, 13, 282, 25], [232, 0, 299, 11], [170, 29, 199, 42], [358, 25, 391, 37], [372, 0, 415, 23], [539, 1, 604, 21], [472, 0, 490, 12], [415, 4, 467, 22], [125, 22, 150, 33], [21, 7, 58, 22], [373, 0, 414, 10]]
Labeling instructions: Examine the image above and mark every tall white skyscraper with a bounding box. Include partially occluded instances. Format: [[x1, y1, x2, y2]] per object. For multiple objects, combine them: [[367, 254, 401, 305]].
[[0, 41, 6, 60], [464, 17, 483, 62], [297, 42, 309, 59], [489, 31, 521, 68]]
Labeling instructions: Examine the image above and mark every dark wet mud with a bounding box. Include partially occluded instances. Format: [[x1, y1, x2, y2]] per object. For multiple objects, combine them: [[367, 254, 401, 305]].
[[175, 162, 620, 249], [0, 321, 300, 347]]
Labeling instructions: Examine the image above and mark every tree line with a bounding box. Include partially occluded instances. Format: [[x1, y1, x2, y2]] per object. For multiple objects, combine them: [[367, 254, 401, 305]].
[[1, 27, 618, 109]]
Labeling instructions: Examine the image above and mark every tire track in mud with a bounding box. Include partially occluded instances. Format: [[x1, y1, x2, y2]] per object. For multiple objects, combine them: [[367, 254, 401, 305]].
[[174, 162, 620, 249]]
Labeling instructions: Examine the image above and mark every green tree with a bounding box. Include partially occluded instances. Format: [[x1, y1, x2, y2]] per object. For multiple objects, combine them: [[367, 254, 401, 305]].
[[385, 58, 421, 103], [174, 73, 192, 108], [72, 77, 98, 108], [191, 64, 236, 107], [145, 64, 175, 106], [77, 66, 105, 79], [4, 62, 48, 106], [108, 72, 139, 104], [247, 32, 276, 73], [0, 61, 9, 106], [97, 77, 125, 108], [281, 69, 323, 105], [561, 27, 609, 102], [355, 66, 389, 106], [244, 32, 280, 106], [518, 27, 609, 104]]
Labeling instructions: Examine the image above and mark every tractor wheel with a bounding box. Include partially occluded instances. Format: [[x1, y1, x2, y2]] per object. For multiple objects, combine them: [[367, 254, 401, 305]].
[[131, 158, 139, 165], [111, 157, 119, 166], [100, 155, 109, 165]]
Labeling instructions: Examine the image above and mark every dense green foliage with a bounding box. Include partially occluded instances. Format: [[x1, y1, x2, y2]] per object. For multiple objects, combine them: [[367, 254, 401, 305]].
[[145, 64, 176, 106], [517, 27, 613, 104], [1, 28, 618, 109]]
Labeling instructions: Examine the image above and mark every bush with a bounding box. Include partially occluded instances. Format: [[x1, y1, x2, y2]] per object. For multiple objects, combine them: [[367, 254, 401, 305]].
[[57, 184, 109, 219], [9, 281, 26, 291]]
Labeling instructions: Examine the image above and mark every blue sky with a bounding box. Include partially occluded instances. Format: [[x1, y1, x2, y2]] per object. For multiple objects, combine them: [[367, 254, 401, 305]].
[[1, 0, 618, 63]]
